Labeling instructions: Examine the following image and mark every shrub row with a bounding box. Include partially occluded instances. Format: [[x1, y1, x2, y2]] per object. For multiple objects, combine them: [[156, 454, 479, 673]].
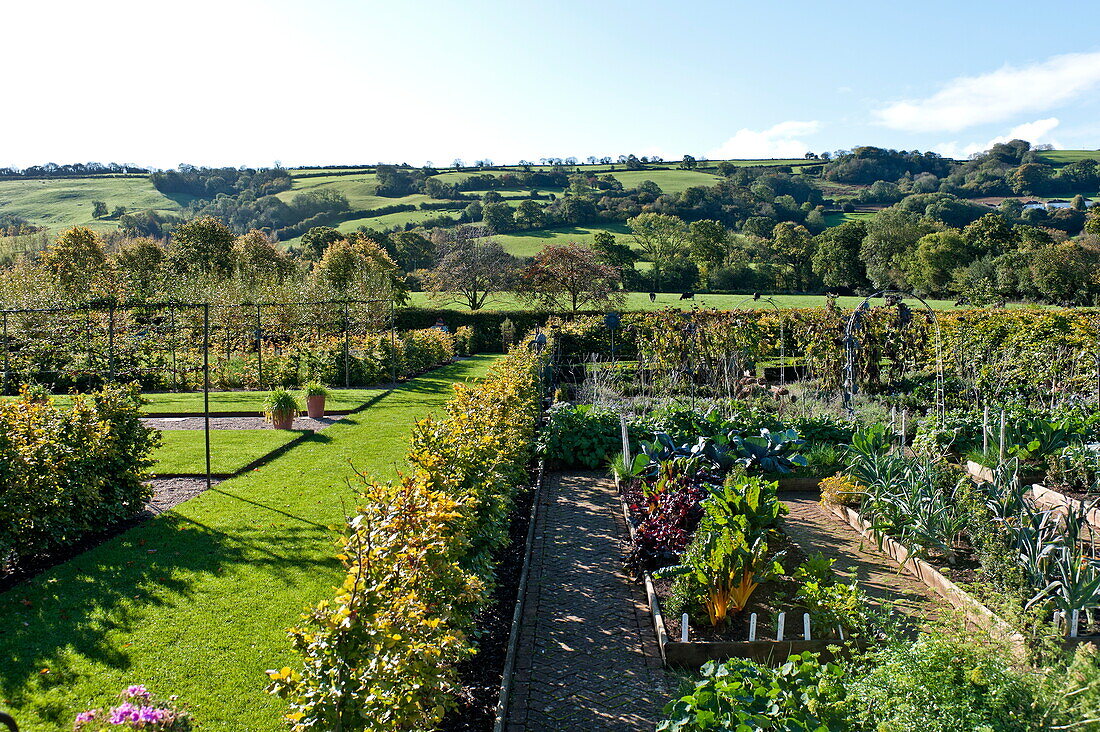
[[0, 384, 160, 569], [268, 346, 545, 730], [18, 326, 472, 393]]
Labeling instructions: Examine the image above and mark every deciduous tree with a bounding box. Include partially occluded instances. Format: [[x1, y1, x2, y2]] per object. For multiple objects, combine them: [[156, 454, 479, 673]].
[[426, 227, 517, 310], [517, 243, 624, 313]]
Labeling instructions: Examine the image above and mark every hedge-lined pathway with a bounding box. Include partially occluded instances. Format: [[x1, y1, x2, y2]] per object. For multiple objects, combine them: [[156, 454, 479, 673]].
[[507, 473, 672, 731]]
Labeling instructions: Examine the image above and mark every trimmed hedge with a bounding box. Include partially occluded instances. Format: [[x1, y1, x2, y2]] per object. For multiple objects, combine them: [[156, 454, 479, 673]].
[[0, 384, 160, 568], [268, 346, 545, 730]]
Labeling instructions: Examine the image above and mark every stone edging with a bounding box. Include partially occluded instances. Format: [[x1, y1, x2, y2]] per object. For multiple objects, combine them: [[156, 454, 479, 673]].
[[493, 459, 546, 732], [1031, 485, 1100, 528]]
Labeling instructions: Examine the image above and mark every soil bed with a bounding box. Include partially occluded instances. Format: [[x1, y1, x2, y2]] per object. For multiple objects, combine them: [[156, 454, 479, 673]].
[[440, 478, 536, 732]]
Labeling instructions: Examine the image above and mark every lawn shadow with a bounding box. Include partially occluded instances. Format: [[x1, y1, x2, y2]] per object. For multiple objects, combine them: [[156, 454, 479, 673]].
[[0, 511, 338, 719]]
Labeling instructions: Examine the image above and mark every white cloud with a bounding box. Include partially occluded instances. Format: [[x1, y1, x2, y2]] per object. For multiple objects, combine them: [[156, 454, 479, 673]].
[[874, 51, 1100, 133], [707, 121, 820, 159], [935, 117, 1062, 159]]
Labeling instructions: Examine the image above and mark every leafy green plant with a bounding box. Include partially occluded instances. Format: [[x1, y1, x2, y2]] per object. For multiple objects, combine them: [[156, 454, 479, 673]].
[[301, 381, 329, 397], [0, 383, 159, 566], [538, 403, 621, 468], [658, 654, 846, 732], [656, 476, 786, 625], [264, 388, 300, 416]]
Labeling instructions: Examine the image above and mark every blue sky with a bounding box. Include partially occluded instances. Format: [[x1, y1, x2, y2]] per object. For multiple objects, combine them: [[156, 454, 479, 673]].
[[2, 0, 1099, 168]]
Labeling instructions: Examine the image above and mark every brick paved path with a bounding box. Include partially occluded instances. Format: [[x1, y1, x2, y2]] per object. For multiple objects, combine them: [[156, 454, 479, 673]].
[[506, 472, 672, 731], [781, 492, 941, 622]]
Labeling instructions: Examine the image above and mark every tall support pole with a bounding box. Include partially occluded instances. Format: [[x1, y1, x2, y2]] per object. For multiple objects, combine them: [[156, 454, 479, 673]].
[[203, 304, 212, 491], [255, 304, 263, 390], [1, 311, 8, 395], [169, 306, 178, 391], [343, 301, 351, 389], [389, 299, 398, 388], [108, 304, 116, 382]]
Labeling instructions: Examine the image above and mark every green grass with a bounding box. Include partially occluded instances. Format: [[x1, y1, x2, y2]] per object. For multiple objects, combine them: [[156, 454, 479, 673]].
[[141, 388, 383, 414], [0, 355, 500, 731], [1036, 149, 1100, 166], [822, 211, 877, 227], [152, 429, 306, 475], [493, 223, 632, 257], [406, 291, 1038, 312], [0, 177, 186, 233], [604, 169, 721, 194], [0, 389, 383, 413]]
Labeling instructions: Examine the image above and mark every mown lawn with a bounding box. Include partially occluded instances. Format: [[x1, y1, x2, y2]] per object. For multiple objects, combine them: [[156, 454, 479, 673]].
[[0, 355, 500, 731], [152, 430, 306, 475]]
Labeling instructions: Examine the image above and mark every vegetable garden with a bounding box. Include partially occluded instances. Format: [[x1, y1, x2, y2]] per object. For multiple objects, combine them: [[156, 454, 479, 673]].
[[7, 297, 1100, 730]]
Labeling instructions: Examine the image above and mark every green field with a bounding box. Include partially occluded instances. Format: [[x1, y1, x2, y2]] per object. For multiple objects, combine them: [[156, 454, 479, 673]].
[[0, 177, 186, 233], [1037, 150, 1100, 166], [141, 388, 382, 414], [407, 290, 1001, 312], [153, 429, 305, 475], [822, 211, 877, 227], [0, 388, 384, 413], [494, 222, 632, 257], [0, 356, 499, 731]]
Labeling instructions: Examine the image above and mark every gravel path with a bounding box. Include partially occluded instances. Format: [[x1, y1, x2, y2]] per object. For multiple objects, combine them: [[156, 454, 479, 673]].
[[145, 477, 221, 514], [143, 415, 340, 431]]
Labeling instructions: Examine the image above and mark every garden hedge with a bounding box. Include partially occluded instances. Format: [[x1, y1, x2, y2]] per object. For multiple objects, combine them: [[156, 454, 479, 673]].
[[0, 384, 160, 568], [268, 344, 545, 730]]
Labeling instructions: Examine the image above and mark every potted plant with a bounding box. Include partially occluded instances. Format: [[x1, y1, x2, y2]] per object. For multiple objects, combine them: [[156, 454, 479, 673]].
[[265, 388, 300, 430], [303, 381, 329, 419]]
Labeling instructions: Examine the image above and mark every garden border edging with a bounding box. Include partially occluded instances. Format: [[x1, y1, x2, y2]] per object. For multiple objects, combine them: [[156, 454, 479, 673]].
[[493, 459, 546, 732], [821, 501, 1023, 645]]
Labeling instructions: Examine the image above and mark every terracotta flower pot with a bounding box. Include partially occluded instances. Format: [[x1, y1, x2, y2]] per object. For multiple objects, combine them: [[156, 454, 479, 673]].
[[270, 409, 295, 430], [306, 394, 326, 419]]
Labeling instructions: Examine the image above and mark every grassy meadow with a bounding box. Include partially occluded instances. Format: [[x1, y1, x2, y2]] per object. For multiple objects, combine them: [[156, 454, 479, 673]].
[[407, 290, 991, 312], [0, 177, 186, 233]]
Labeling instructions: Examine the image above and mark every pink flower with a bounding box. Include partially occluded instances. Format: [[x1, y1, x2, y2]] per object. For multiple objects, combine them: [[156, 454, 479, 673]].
[[74, 710, 98, 723], [109, 702, 140, 723], [125, 685, 151, 699]]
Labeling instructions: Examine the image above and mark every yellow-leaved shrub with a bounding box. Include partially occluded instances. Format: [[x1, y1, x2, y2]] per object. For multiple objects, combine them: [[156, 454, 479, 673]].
[[269, 346, 544, 731]]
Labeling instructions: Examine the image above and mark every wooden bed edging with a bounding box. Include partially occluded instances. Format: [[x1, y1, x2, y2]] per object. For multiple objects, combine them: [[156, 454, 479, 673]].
[[821, 502, 1023, 645], [664, 639, 867, 667], [1031, 485, 1100, 528], [964, 460, 1043, 486], [493, 460, 546, 732]]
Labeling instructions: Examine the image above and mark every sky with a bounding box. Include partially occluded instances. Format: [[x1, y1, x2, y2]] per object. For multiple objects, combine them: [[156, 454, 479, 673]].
[[2, 0, 1099, 169]]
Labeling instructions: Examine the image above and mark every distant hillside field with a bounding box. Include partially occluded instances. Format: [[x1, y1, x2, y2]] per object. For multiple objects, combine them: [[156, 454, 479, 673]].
[[0, 176, 185, 232]]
